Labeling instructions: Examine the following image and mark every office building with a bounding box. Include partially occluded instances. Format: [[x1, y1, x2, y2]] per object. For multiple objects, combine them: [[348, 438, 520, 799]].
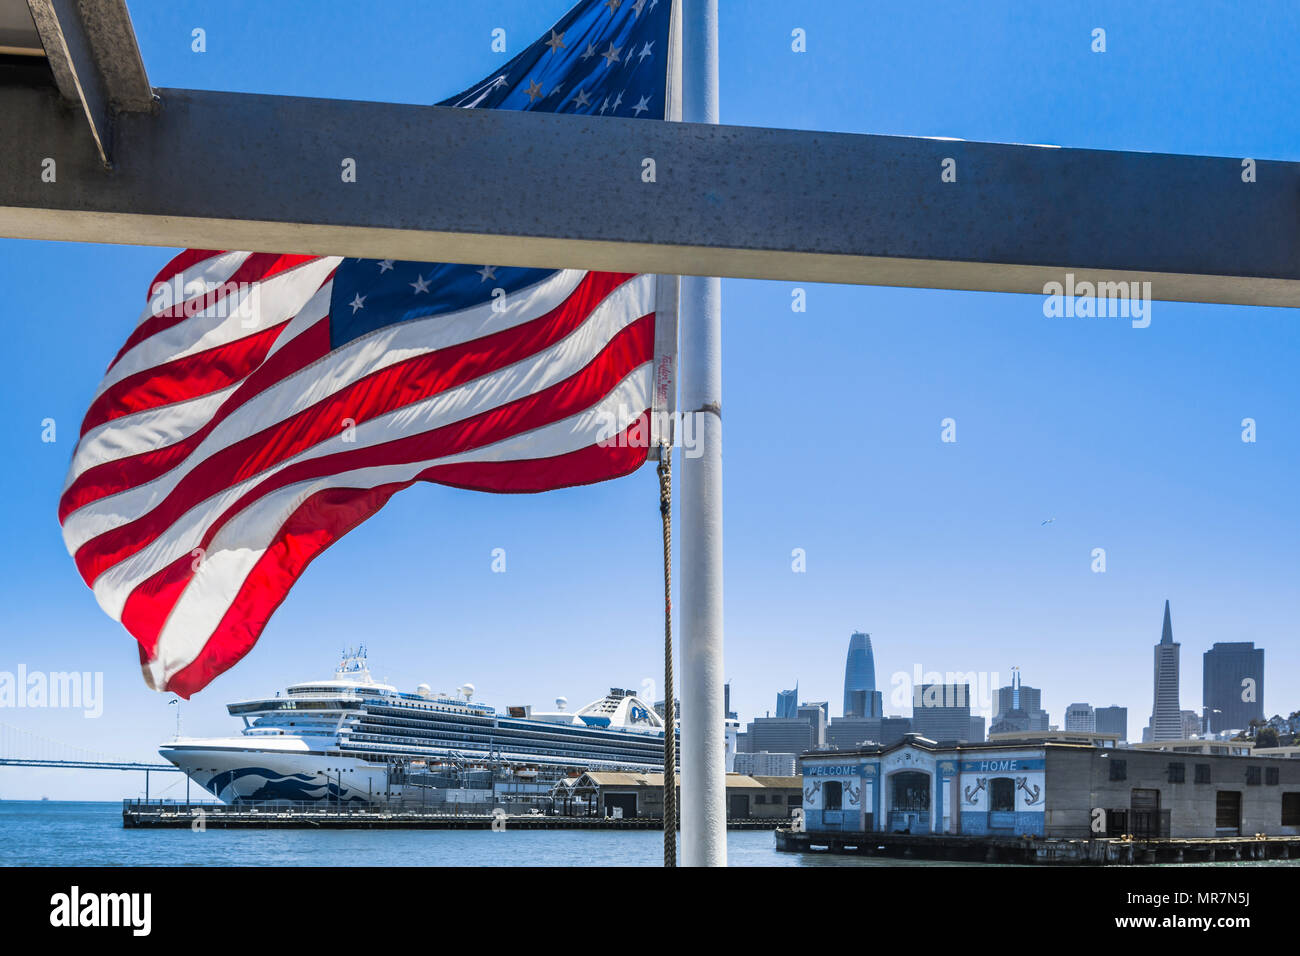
[[993, 668, 1050, 733], [1203, 642, 1265, 733], [826, 716, 912, 750], [747, 717, 815, 755], [776, 687, 799, 719], [1094, 705, 1128, 741], [843, 631, 883, 718], [1065, 703, 1096, 733], [733, 751, 799, 777], [911, 683, 973, 742], [797, 702, 828, 749], [1149, 600, 1183, 742]]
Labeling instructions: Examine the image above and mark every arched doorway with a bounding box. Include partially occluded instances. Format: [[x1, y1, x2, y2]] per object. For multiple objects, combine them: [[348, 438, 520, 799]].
[[889, 770, 931, 832]]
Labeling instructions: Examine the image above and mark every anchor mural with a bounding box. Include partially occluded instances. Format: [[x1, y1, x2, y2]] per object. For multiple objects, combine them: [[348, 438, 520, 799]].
[[1016, 776, 1043, 806], [963, 777, 987, 804]]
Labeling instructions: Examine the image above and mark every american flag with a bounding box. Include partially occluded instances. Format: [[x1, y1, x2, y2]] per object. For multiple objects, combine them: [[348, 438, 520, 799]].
[[58, 0, 678, 697]]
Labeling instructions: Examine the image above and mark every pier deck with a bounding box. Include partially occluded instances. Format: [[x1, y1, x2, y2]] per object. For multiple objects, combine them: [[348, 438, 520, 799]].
[[121, 801, 780, 831], [775, 828, 1300, 865]]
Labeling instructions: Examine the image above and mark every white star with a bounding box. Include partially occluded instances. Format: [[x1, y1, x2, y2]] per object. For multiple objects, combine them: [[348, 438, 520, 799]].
[[612, 91, 623, 112], [493, 75, 508, 88], [525, 79, 544, 102], [573, 88, 591, 109], [551, 82, 565, 96], [601, 42, 622, 67], [581, 43, 597, 61], [477, 265, 497, 282], [545, 30, 566, 54], [377, 259, 394, 273], [410, 274, 431, 294], [638, 41, 654, 62], [632, 0, 649, 15], [349, 293, 366, 313], [632, 95, 650, 116], [599, 96, 610, 115]]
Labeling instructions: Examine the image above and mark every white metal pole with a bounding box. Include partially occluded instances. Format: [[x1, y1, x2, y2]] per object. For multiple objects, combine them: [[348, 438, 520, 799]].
[[678, 0, 726, 867]]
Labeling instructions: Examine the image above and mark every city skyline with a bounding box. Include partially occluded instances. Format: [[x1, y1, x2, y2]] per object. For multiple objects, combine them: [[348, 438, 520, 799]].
[[741, 604, 1290, 744]]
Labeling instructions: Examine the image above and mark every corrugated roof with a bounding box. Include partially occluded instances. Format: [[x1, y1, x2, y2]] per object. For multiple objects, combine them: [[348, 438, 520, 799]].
[[580, 772, 662, 786], [750, 776, 802, 788]]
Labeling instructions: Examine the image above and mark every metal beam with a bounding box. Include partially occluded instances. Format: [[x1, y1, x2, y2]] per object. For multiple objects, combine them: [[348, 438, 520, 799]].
[[0, 0, 44, 56], [2, 82, 1299, 306], [24, 0, 152, 165]]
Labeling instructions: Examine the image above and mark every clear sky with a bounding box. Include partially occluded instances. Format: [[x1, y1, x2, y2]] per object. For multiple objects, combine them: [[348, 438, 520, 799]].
[[1, 0, 1297, 800]]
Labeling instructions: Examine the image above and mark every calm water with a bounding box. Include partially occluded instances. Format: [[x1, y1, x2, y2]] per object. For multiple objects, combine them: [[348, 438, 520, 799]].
[[7, 803, 1292, 867], [0, 801, 954, 867]]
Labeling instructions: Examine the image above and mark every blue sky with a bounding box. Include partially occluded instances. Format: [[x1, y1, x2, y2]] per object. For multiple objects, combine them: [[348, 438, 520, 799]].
[[2, 0, 1297, 799]]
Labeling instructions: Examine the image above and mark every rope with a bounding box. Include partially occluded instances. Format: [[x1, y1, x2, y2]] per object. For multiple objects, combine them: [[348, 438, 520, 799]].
[[657, 440, 676, 867]]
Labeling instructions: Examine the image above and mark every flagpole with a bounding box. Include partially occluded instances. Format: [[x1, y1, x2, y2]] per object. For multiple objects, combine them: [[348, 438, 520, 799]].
[[678, 0, 726, 867]]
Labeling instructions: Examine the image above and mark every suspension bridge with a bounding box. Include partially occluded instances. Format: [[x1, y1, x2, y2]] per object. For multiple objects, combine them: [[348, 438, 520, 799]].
[[0, 722, 180, 776]]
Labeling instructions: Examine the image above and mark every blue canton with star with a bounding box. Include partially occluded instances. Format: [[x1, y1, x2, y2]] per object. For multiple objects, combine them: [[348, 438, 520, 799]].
[[329, 0, 672, 349]]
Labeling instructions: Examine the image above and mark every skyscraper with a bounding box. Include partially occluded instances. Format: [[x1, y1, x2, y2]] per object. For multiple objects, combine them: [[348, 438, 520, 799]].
[[797, 702, 828, 748], [843, 631, 882, 718], [1065, 702, 1096, 732], [1094, 705, 1128, 740], [991, 667, 1049, 733], [1203, 642, 1265, 733], [911, 683, 973, 742], [775, 686, 798, 719], [1149, 600, 1183, 742]]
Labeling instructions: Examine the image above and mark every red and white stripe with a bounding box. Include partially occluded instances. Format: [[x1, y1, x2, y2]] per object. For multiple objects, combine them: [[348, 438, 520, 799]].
[[60, 250, 661, 697]]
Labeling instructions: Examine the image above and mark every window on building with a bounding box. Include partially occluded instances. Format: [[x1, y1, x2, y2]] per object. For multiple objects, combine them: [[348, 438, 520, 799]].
[[823, 780, 843, 811], [1246, 766, 1262, 786], [891, 771, 931, 812], [1266, 767, 1279, 786], [754, 794, 766, 804], [1195, 764, 1211, 784], [1109, 759, 1127, 781], [787, 794, 801, 806], [990, 777, 1015, 812], [1283, 793, 1300, 827], [1168, 762, 1185, 784]]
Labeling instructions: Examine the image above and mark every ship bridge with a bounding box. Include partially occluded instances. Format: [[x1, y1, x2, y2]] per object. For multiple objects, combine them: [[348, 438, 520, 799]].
[[575, 689, 664, 733]]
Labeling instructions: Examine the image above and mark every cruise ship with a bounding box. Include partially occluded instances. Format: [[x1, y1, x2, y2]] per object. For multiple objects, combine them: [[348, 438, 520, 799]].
[[160, 648, 668, 804]]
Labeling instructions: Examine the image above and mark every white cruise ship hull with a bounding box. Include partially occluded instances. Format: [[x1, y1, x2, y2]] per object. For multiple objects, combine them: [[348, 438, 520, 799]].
[[161, 738, 399, 805]]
